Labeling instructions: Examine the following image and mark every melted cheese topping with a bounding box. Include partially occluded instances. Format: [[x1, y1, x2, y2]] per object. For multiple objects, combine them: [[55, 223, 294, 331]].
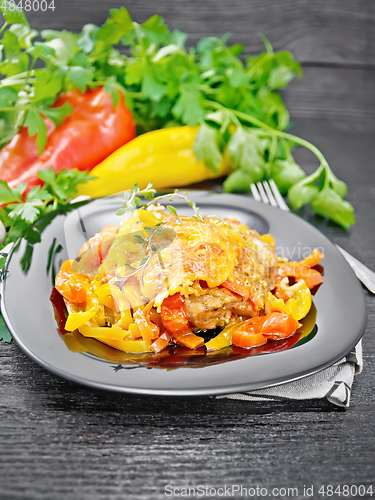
[[75, 210, 277, 313]]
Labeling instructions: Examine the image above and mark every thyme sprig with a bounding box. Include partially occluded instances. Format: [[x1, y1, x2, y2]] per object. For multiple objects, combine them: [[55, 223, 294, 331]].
[[115, 182, 205, 221]]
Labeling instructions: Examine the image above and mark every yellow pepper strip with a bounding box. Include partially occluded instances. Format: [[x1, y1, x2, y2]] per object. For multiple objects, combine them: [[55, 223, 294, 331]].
[[79, 324, 131, 341], [62, 331, 144, 361], [76, 126, 232, 198], [95, 305, 106, 327], [95, 284, 134, 327], [284, 280, 312, 321], [266, 279, 312, 321], [93, 338, 152, 353], [114, 310, 133, 330], [65, 294, 99, 332], [128, 323, 141, 339], [205, 321, 239, 352], [259, 233, 275, 246]]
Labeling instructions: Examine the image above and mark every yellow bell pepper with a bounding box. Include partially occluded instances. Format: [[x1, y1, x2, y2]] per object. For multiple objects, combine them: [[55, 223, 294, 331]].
[[65, 294, 99, 332], [77, 126, 232, 198], [266, 279, 312, 321], [79, 324, 130, 341], [205, 321, 239, 352], [93, 338, 151, 353]]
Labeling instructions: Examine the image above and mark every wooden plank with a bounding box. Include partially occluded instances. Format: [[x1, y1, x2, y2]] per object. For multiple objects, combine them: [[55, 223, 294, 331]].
[[283, 66, 375, 121], [24, 0, 375, 65]]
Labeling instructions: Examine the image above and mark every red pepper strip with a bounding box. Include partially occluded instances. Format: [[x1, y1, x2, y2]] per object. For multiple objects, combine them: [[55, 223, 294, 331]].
[[0, 118, 55, 183], [275, 266, 323, 289], [232, 312, 302, 348], [55, 260, 90, 304], [160, 293, 204, 349], [296, 248, 325, 268], [8, 87, 136, 191], [275, 248, 324, 289], [221, 277, 261, 310]]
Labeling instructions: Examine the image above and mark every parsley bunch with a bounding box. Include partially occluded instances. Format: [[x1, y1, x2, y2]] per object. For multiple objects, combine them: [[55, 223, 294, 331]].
[[0, 3, 355, 228]]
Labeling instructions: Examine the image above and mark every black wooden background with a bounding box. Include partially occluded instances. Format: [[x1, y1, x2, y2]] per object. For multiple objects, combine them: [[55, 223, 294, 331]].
[[1, 1, 375, 499]]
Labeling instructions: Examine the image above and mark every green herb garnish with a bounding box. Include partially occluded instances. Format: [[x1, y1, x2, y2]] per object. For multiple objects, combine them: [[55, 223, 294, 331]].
[[114, 183, 203, 287], [0, 168, 94, 260]]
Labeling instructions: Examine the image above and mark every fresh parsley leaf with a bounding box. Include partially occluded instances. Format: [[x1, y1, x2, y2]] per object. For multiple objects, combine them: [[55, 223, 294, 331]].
[[77, 24, 99, 53], [193, 122, 223, 172], [170, 29, 188, 49], [32, 69, 63, 106], [38, 169, 95, 201], [0, 180, 22, 204], [8, 198, 44, 224], [2, 30, 20, 60], [9, 23, 37, 49], [104, 77, 128, 109], [41, 102, 73, 127], [288, 177, 320, 211], [0, 51, 28, 76], [26, 41, 55, 62], [223, 169, 254, 193], [36, 167, 56, 185], [226, 127, 265, 184], [40, 29, 79, 66], [0, 0, 29, 27], [172, 85, 205, 126], [96, 7, 133, 46], [24, 108, 48, 154], [310, 187, 355, 229], [0, 88, 18, 108], [0, 314, 12, 343], [270, 158, 306, 195], [67, 66, 93, 92], [140, 15, 170, 45], [327, 169, 347, 198], [141, 70, 166, 102]]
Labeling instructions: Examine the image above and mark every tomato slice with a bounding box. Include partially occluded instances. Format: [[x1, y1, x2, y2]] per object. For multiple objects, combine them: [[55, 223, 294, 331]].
[[161, 293, 204, 349]]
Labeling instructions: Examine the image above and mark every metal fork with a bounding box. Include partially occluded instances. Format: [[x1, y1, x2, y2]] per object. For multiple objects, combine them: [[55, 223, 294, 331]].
[[251, 179, 375, 294]]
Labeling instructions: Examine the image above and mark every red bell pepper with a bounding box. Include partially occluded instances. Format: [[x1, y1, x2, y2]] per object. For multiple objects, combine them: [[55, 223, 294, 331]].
[[232, 312, 301, 348], [275, 248, 324, 289], [1, 87, 136, 191], [221, 276, 261, 310], [0, 118, 56, 184], [161, 293, 204, 349]]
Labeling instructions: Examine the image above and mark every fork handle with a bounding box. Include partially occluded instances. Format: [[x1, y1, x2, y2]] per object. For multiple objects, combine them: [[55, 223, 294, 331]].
[[336, 245, 375, 294]]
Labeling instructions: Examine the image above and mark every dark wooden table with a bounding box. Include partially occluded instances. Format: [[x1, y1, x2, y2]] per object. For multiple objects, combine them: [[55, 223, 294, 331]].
[[1, 2, 375, 499]]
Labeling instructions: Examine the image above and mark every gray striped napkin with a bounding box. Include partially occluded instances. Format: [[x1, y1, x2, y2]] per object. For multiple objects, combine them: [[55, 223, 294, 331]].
[[217, 342, 363, 407]]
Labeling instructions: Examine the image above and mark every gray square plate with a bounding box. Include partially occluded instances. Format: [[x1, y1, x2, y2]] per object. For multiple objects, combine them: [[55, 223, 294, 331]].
[[0, 192, 367, 396]]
